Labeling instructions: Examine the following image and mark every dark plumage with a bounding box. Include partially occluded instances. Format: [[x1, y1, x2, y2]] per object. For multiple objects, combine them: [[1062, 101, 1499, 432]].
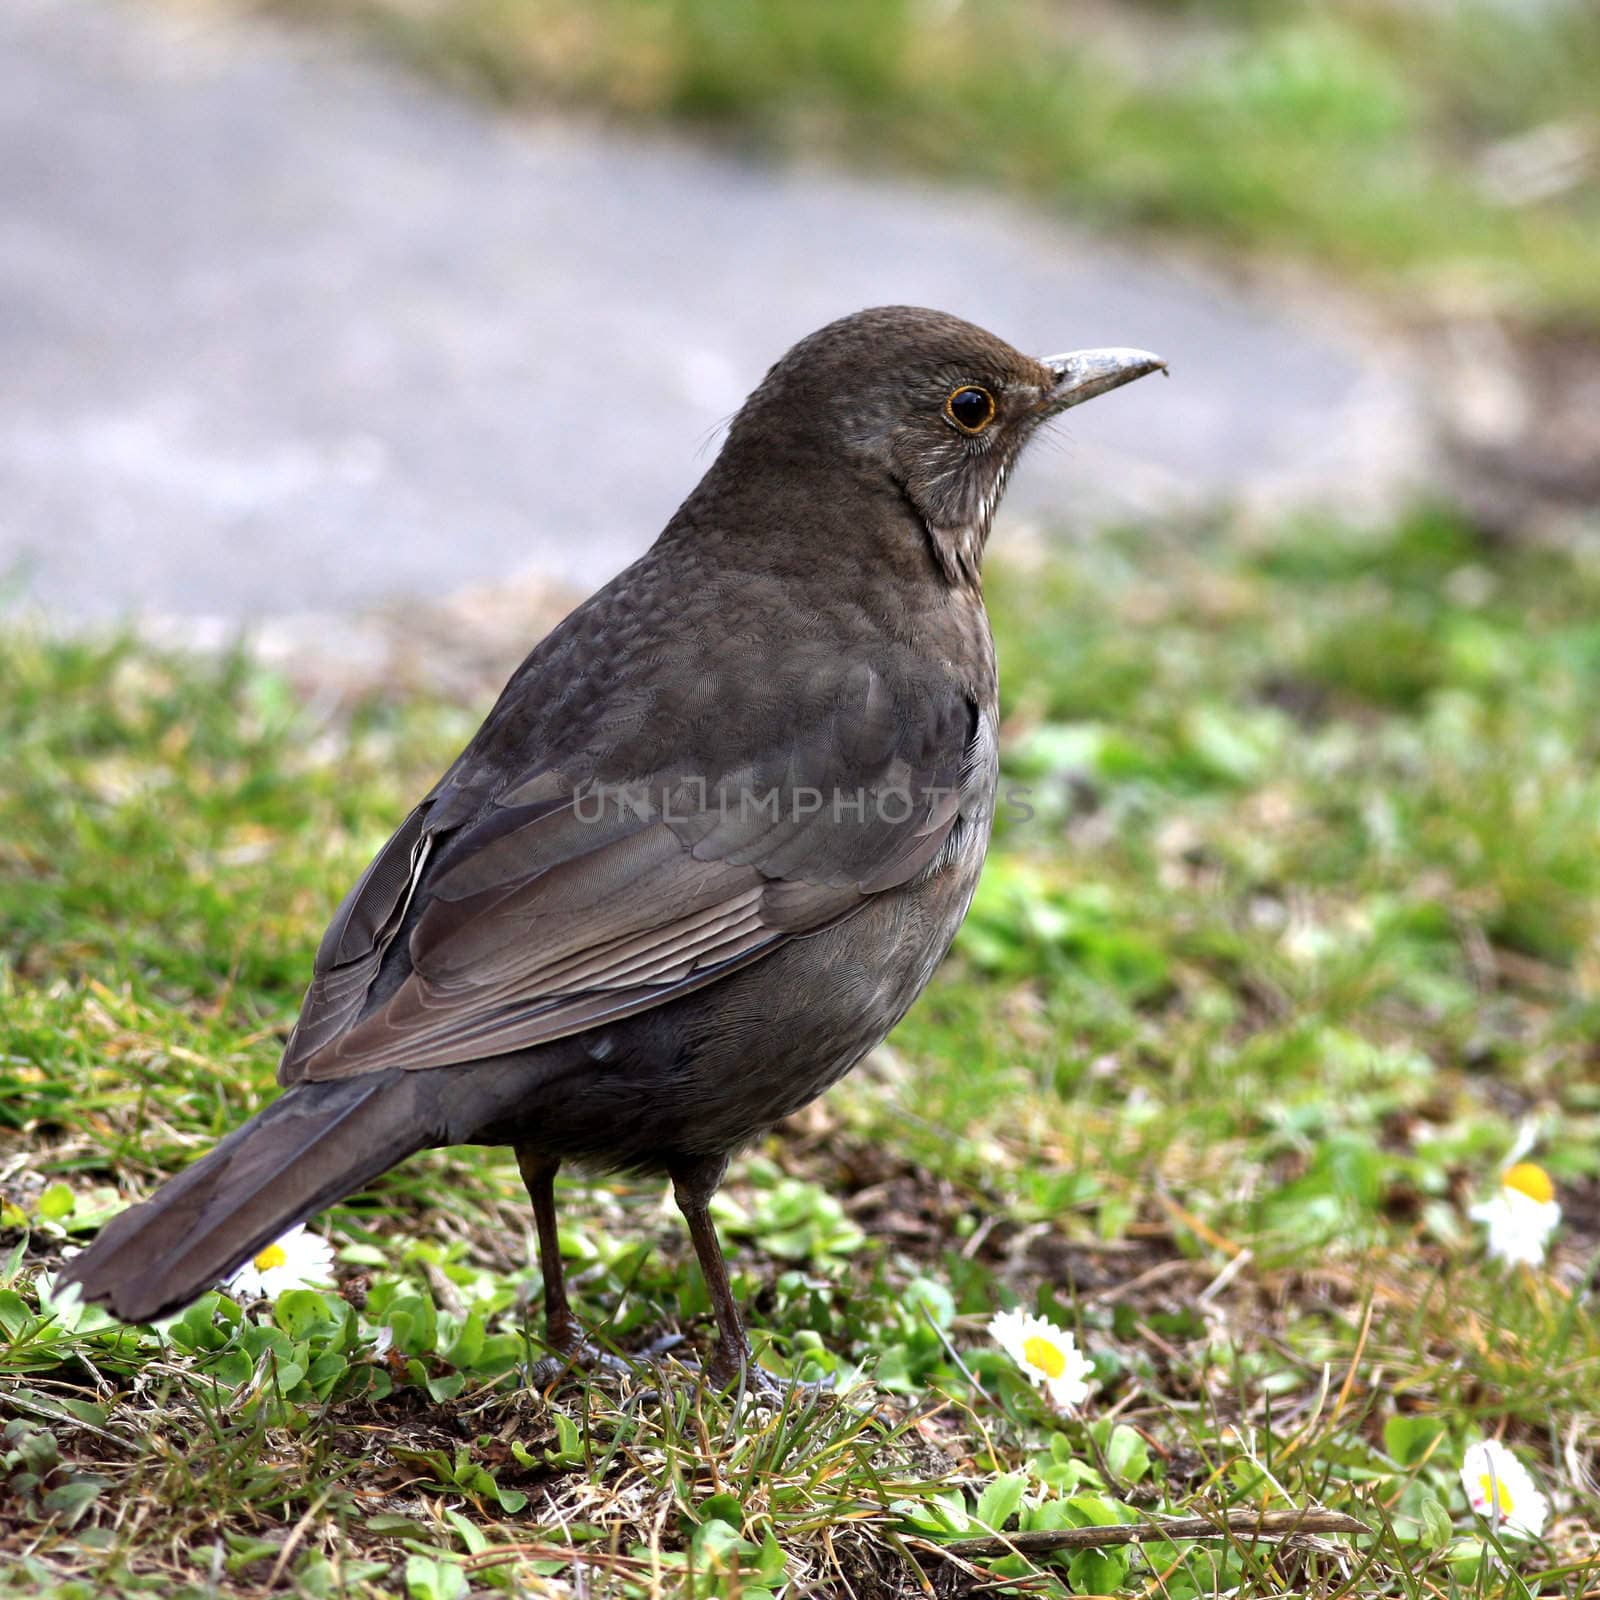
[[62, 308, 1164, 1383]]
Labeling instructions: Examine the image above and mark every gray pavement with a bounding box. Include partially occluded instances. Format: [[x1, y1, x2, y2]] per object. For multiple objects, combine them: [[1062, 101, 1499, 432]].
[[0, 0, 1427, 624]]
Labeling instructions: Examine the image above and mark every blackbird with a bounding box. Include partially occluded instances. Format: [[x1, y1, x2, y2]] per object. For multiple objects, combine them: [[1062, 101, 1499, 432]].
[[62, 307, 1164, 1384]]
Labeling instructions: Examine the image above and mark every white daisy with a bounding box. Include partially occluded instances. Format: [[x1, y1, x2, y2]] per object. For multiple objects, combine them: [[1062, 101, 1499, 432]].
[[1470, 1162, 1560, 1267], [226, 1225, 336, 1299], [1460, 1438, 1549, 1538], [988, 1308, 1094, 1410]]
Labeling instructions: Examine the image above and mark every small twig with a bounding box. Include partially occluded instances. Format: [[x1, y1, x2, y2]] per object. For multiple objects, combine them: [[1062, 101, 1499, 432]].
[[1086, 1256, 1195, 1305], [959, 1212, 1000, 1261], [1, 1388, 141, 1454], [460, 1542, 652, 1577], [419, 1259, 467, 1318], [1196, 1246, 1253, 1306], [1153, 1186, 1243, 1258], [267, 1484, 339, 1588], [925, 1509, 1367, 1560]]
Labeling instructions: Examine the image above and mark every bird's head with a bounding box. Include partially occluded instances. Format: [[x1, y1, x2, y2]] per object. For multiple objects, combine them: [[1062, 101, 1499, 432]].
[[716, 306, 1165, 586]]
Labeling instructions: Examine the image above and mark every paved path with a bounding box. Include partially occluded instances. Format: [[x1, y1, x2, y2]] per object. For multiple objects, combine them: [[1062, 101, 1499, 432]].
[[0, 0, 1426, 624]]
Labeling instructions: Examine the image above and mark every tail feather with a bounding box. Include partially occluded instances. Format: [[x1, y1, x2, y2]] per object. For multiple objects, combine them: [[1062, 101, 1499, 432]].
[[60, 1071, 432, 1324]]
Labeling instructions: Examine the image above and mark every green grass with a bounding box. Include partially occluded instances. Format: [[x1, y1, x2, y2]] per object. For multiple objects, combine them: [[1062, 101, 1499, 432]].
[[245, 0, 1600, 329], [6, 503, 1600, 1596]]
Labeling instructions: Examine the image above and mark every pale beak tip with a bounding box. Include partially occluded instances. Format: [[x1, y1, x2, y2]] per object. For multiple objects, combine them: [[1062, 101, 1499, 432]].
[[1037, 346, 1169, 411]]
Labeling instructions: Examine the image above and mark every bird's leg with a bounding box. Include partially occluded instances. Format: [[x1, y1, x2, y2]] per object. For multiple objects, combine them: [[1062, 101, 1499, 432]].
[[668, 1154, 754, 1388], [514, 1147, 583, 1355]]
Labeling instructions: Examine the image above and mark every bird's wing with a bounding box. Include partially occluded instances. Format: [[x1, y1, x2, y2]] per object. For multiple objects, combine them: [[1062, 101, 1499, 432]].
[[280, 664, 977, 1083]]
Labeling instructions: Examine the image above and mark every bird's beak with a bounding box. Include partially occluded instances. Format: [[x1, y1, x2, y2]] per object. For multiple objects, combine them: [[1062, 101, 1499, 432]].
[[1036, 347, 1168, 414]]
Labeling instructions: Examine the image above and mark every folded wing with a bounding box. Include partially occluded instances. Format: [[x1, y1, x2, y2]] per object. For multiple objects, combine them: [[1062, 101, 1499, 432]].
[[281, 662, 976, 1084]]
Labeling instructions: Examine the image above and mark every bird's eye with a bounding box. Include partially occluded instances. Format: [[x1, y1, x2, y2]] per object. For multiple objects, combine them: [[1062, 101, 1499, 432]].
[[944, 385, 996, 435]]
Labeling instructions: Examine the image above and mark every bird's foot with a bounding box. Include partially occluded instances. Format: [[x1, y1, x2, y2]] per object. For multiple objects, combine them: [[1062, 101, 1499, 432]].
[[675, 1341, 836, 1405], [527, 1328, 685, 1387], [527, 1338, 626, 1385]]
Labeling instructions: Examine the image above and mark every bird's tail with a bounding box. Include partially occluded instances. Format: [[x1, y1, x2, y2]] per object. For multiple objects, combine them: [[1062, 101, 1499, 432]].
[[58, 1071, 432, 1324]]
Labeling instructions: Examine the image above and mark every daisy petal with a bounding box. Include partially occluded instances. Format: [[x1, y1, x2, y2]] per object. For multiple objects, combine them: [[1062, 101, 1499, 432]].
[[226, 1224, 337, 1300], [988, 1308, 1094, 1411], [1471, 1168, 1560, 1268], [1460, 1439, 1549, 1538]]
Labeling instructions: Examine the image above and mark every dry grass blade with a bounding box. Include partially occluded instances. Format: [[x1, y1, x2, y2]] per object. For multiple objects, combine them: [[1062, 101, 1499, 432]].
[[932, 1509, 1368, 1559]]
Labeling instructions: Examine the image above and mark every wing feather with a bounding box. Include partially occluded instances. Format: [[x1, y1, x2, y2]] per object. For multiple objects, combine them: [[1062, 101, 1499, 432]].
[[280, 660, 979, 1085]]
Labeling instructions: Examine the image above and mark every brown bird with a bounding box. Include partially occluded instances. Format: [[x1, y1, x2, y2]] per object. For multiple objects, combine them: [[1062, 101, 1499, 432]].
[[62, 308, 1164, 1386]]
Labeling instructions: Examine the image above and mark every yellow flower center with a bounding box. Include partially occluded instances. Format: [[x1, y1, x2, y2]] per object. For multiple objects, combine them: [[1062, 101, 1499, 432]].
[[1478, 1473, 1515, 1515], [253, 1243, 288, 1271], [1023, 1335, 1067, 1378], [1503, 1163, 1554, 1205]]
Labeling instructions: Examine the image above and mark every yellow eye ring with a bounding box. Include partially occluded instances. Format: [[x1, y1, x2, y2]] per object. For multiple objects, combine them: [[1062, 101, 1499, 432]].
[[944, 385, 996, 435]]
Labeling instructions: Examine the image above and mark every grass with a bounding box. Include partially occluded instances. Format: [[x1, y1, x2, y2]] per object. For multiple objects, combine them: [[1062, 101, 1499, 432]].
[[227, 0, 1600, 330], [5, 501, 1600, 1595]]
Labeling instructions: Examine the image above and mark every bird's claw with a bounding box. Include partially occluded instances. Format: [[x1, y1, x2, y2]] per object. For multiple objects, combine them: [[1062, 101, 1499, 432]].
[[526, 1328, 689, 1388], [675, 1348, 837, 1404]]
